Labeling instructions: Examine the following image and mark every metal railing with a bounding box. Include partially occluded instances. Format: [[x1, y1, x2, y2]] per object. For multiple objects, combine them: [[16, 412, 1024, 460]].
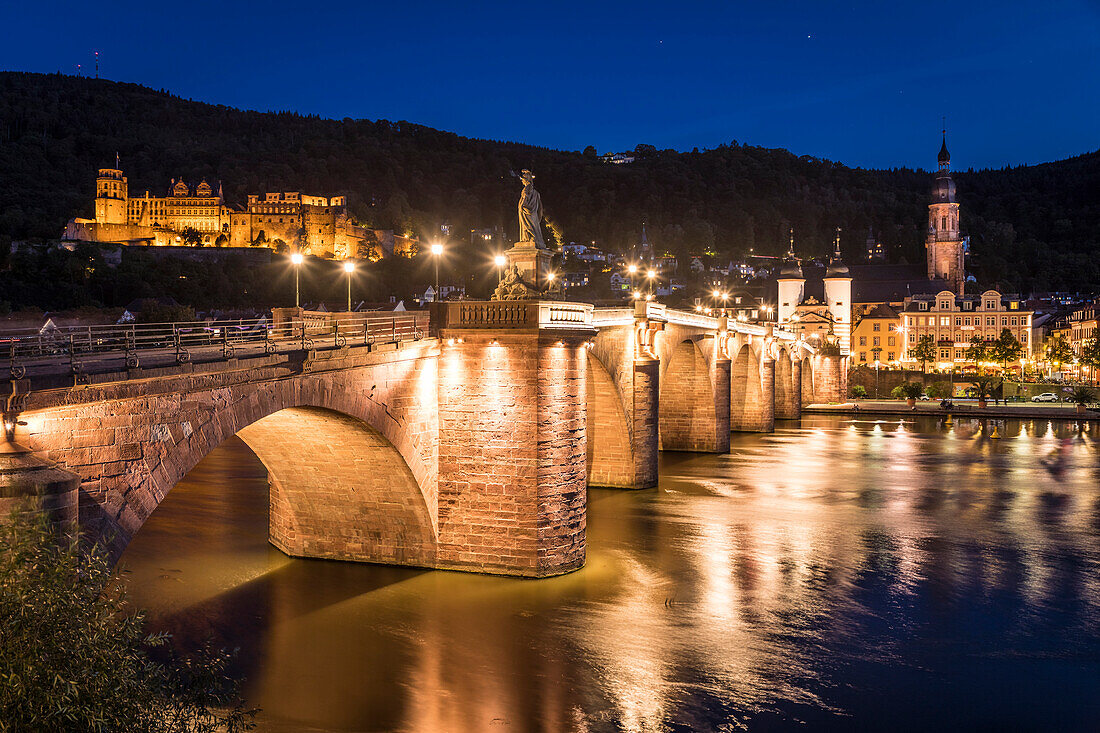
[[1, 312, 428, 380]]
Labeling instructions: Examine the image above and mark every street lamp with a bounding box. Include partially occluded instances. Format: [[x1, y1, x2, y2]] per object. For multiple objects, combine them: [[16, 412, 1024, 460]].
[[647, 269, 657, 297], [430, 242, 444, 299], [546, 271, 556, 290], [494, 254, 507, 282], [343, 260, 355, 312], [291, 252, 304, 308], [874, 358, 881, 399]]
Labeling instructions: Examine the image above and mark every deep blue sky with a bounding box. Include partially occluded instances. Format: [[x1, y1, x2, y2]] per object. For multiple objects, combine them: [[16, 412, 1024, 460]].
[[2, 1, 1097, 169]]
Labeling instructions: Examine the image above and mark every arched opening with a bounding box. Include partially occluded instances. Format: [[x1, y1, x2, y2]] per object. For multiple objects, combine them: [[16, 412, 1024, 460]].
[[731, 344, 764, 431], [236, 407, 436, 566], [658, 339, 718, 451], [801, 357, 815, 404], [586, 354, 634, 488], [85, 397, 438, 568], [774, 349, 797, 419]]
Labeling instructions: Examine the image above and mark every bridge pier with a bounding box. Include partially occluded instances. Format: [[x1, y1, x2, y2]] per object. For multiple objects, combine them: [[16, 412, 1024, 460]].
[[436, 302, 595, 577], [776, 356, 802, 419]]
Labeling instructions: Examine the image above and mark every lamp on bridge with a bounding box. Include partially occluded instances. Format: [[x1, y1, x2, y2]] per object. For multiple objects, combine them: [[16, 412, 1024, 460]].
[[343, 260, 356, 312], [494, 254, 507, 283], [431, 242, 444, 299], [546, 271, 556, 289], [291, 252, 304, 308], [646, 269, 657, 297]]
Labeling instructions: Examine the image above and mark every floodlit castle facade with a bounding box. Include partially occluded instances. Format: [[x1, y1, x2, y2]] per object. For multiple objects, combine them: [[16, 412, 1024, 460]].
[[65, 167, 373, 258]]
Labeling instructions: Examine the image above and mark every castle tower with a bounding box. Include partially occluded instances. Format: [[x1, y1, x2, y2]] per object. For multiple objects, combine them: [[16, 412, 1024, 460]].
[[823, 227, 852, 355], [94, 167, 128, 225], [776, 229, 804, 327], [926, 130, 965, 295]]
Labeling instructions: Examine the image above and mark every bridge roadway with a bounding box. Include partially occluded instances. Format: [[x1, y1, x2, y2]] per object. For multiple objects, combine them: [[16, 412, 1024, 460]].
[[0, 301, 846, 578]]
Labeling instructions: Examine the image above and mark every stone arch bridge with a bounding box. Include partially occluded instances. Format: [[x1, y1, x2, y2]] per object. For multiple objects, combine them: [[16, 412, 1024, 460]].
[[1, 302, 845, 578]]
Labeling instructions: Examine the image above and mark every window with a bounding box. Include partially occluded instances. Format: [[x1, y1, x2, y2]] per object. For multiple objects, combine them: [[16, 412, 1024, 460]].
[[941, 216, 947, 229], [987, 317, 995, 326], [1001, 317, 1008, 326], [859, 336, 867, 346], [940, 349, 950, 359], [873, 336, 881, 346], [888, 336, 895, 346], [909, 334, 916, 343], [859, 352, 867, 362], [888, 352, 895, 362], [955, 349, 964, 360], [1011, 317, 1018, 326], [873, 323, 881, 332], [955, 317, 962, 326], [940, 317, 951, 326]]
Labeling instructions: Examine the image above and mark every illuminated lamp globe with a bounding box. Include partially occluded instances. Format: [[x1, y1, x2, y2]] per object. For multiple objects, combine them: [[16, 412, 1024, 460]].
[[343, 261, 355, 273], [494, 255, 507, 267], [430, 243, 444, 256], [291, 253, 304, 265]]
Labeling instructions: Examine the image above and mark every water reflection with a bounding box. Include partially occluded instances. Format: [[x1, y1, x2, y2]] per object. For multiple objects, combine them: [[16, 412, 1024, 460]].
[[122, 416, 1100, 731]]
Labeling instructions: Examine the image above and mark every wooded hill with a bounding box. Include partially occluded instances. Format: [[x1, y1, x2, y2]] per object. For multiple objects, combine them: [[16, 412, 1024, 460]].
[[1, 71, 1097, 293]]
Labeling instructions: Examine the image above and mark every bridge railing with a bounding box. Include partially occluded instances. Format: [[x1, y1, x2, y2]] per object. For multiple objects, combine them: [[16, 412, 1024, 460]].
[[1, 311, 429, 379]]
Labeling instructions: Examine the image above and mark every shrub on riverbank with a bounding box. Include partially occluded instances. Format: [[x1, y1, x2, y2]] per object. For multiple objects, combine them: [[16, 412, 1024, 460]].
[[0, 509, 257, 732]]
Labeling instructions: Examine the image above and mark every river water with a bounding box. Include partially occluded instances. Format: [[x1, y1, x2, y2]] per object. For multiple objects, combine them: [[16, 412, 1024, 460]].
[[121, 415, 1100, 732]]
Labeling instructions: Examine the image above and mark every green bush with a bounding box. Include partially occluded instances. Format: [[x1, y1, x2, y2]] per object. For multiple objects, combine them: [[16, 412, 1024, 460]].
[[900, 382, 925, 400], [927, 381, 953, 399], [0, 508, 257, 732], [850, 385, 867, 399], [890, 385, 906, 400]]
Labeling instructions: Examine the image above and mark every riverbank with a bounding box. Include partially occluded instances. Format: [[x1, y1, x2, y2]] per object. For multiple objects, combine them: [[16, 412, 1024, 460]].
[[804, 400, 1100, 421]]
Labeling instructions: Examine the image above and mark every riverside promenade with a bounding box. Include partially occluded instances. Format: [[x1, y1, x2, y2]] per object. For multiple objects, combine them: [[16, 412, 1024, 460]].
[[804, 400, 1100, 422]]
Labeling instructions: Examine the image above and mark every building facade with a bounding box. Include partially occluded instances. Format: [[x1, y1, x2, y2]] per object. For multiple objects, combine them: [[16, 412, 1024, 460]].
[[66, 167, 373, 258], [852, 304, 903, 366], [900, 290, 1033, 369]]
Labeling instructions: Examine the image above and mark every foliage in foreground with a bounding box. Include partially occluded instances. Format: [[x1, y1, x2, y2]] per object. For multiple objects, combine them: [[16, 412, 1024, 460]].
[[0, 509, 257, 732]]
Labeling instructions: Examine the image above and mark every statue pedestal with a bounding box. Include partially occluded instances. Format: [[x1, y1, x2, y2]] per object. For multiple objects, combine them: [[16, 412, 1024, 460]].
[[506, 242, 553, 290]]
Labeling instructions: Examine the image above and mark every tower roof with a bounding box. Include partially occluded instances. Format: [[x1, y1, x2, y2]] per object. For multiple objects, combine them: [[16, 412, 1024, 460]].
[[826, 227, 849, 276], [779, 228, 803, 278], [937, 131, 951, 165]]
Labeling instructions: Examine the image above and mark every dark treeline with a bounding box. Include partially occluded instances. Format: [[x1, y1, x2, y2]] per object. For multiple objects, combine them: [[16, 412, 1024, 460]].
[[1, 71, 1097, 295]]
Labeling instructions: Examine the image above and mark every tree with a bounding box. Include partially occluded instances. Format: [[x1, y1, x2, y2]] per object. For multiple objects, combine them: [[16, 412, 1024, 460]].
[[850, 384, 867, 399], [911, 334, 936, 372], [180, 227, 202, 247], [1079, 338, 1100, 385], [1045, 334, 1074, 374], [214, 233, 228, 248], [965, 338, 992, 370], [252, 230, 268, 248], [1068, 385, 1096, 407], [0, 508, 257, 732], [969, 375, 999, 403], [991, 328, 1025, 372], [928, 380, 953, 399]]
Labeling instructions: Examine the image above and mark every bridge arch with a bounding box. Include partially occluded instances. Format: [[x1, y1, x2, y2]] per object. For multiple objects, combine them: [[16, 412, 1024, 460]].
[[658, 338, 722, 451], [731, 343, 765, 431], [774, 348, 798, 419], [801, 356, 815, 404], [585, 353, 635, 488]]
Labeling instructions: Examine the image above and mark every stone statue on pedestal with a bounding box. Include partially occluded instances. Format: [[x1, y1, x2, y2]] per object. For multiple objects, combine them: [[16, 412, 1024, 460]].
[[493, 264, 541, 301], [516, 169, 546, 249]]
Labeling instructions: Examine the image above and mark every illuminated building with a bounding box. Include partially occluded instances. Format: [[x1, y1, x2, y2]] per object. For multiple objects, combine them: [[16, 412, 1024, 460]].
[[65, 166, 374, 258]]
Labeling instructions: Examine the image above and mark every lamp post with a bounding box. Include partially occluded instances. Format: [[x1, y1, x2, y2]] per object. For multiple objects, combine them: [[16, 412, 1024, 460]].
[[430, 242, 444, 300], [343, 260, 355, 312], [647, 269, 657, 298], [494, 254, 507, 283], [291, 252, 304, 308], [546, 271, 556, 291], [874, 358, 881, 399]]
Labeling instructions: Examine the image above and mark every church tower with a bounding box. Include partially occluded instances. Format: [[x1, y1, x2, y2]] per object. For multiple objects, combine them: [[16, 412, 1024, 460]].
[[94, 167, 128, 225], [823, 227, 852, 355], [925, 130, 965, 295], [776, 229, 804, 327]]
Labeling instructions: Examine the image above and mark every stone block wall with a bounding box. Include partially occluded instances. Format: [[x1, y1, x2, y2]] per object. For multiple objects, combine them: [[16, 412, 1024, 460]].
[[436, 331, 588, 577]]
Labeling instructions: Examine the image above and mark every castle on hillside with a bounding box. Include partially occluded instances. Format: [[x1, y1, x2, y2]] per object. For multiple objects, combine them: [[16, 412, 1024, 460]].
[[64, 167, 375, 259]]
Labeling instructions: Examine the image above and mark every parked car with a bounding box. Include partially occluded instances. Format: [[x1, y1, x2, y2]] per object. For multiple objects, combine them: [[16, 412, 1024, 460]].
[[919, 394, 931, 401], [1032, 392, 1059, 402]]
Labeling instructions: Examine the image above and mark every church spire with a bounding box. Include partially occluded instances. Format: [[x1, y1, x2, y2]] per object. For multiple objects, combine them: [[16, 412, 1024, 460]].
[[938, 120, 951, 169], [786, 227, 795, 259]]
